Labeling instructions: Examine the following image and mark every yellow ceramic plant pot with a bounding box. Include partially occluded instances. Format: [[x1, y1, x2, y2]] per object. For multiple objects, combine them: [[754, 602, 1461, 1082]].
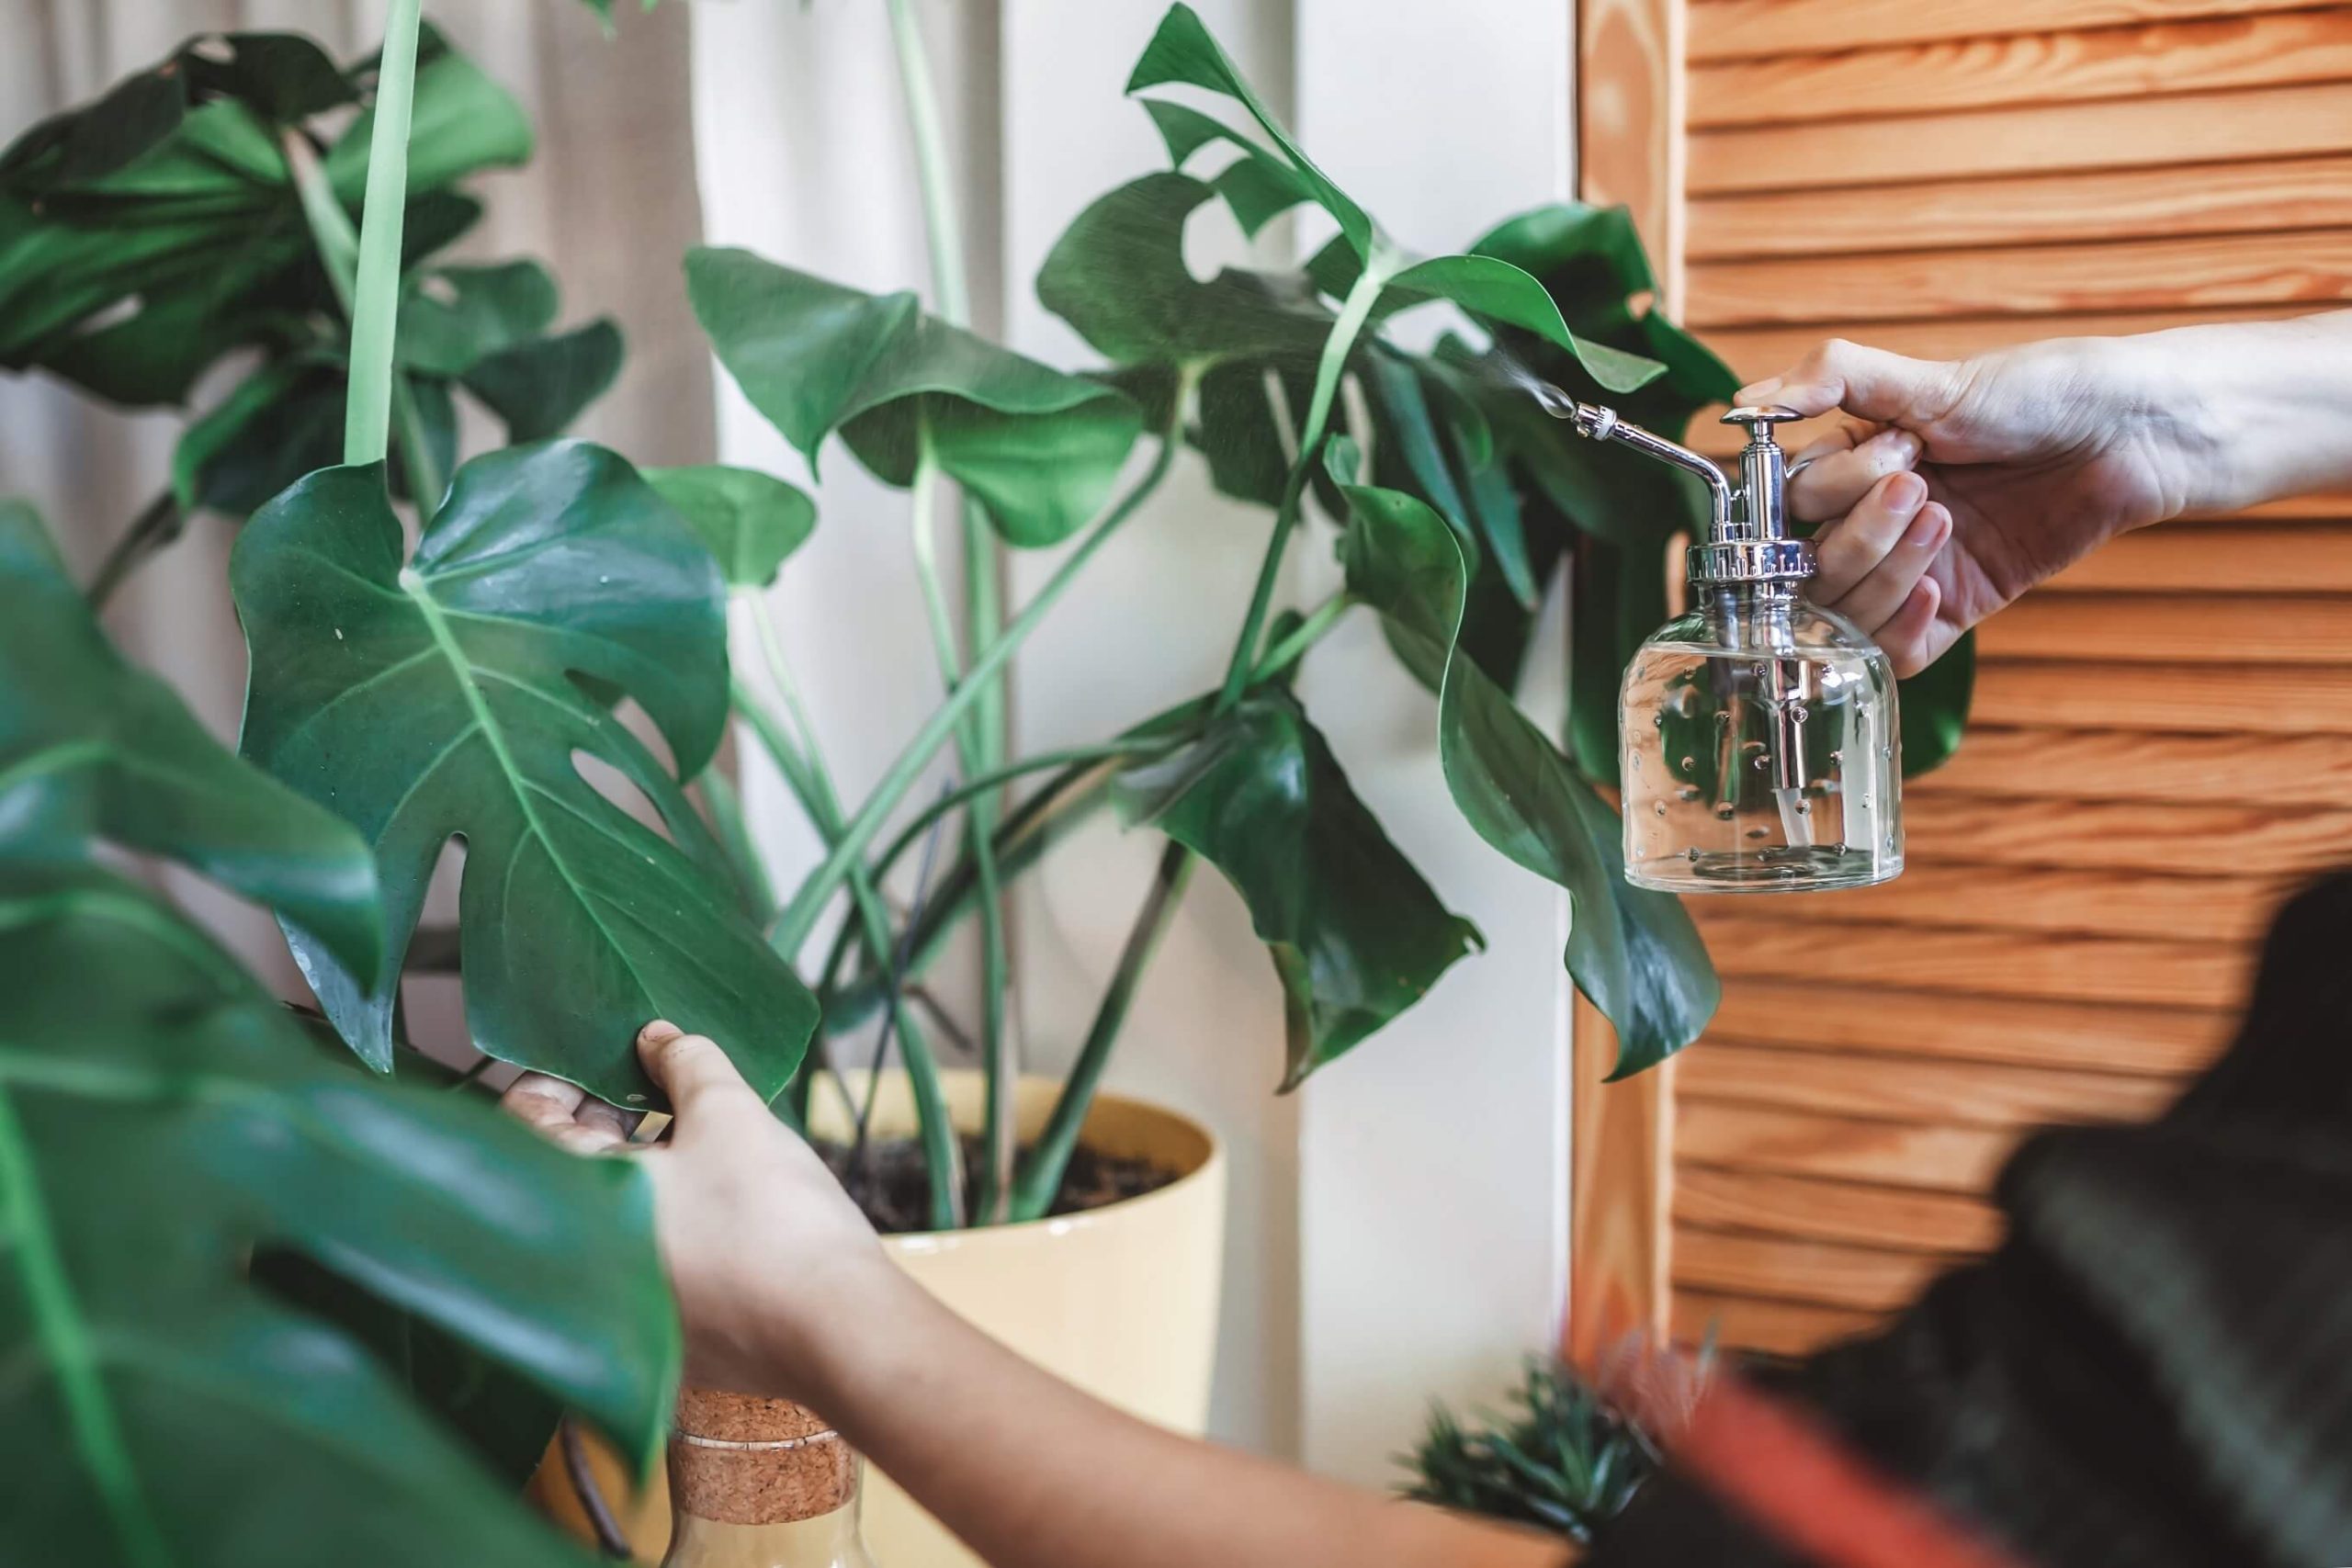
[[531, 1073, 1227, 1566]]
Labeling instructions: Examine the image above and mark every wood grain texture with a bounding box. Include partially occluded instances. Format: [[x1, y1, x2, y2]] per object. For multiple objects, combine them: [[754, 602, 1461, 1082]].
[[1980, 593, 2352, 663], [1675, 1227, 1961, 1310], [1802, 860, 2291, 942], [1690, 9, 2352, 129], [1919, 728, 2352, 806], [1581, 0, 1685, 302], [1569, 0, 1683, 1372], [1698, 910, 2252, 1006], [1707, 978, 2231, 1075], [1970, 660, 2352, 734], [1676, 1101, 2022, 1190], [2048, 525, 2352, 591], [1690, 82, 2352, 195], [1692, 154, 2352, 262], [1687, 229, 2352, 329], [1567, 998, 1677, 1367], [1687, 0, 2323, 62], [1675, 1164, 2006, 1252], [1678, 1041, 2181, 1129], [1672, 1290, 1881, 1355], [1917, 791, 2352, 874]]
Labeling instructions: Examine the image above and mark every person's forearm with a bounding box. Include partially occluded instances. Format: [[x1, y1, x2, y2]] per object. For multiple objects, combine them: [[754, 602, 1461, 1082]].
[[800, 1268, 1572, 1568], [2129, 308, 2352, 514]]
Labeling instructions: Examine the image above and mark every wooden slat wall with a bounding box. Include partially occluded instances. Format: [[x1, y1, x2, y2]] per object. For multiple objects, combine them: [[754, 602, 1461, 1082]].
[[1572, 0, 2352, 1360]]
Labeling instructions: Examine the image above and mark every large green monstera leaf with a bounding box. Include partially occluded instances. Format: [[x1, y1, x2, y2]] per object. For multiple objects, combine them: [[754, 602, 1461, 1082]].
[[0, 502, 675, 1565], [1326, 443, 1718, 1076], [1113, 686, 1483, 1088], [0, 868, 673, 1568], [687, 247, 1142, 548], [232, 443, 816, 1107], [0, 502, 379, 978]]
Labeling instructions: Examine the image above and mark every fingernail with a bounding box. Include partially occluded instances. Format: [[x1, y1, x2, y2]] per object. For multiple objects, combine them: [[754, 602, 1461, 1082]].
[[1736, 377, 1782, 404], [1907, 505, 1950, 548], [1886, 471, 1928, 511], [1881, 429, 1923, 463], [639, 1020, 683, 1045]]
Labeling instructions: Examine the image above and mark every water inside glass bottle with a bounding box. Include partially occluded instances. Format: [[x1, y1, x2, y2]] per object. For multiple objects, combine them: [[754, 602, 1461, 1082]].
[[1620, 585, 1902, 893]]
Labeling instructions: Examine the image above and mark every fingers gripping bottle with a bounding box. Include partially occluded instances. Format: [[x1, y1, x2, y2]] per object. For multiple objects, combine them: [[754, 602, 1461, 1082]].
[[1551, 398, 1903, 893]]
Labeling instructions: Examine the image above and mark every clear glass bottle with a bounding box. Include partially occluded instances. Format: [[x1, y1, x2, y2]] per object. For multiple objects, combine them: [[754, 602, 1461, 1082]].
[[1549, 397, 1905, 895], [663, 1391, 878, 1568], [1621, 585, 1901, 891]]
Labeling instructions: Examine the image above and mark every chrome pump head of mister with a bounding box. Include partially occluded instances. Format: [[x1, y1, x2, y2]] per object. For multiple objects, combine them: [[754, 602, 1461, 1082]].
[[1539, 385, 1904, 894]]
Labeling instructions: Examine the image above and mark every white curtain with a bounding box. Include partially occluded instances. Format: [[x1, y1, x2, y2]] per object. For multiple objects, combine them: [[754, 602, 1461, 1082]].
[[0, 0, 712, 977]]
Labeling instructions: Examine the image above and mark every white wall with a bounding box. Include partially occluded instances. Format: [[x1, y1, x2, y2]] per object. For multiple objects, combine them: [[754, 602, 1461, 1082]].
[[691, 0, 1577, 1485]]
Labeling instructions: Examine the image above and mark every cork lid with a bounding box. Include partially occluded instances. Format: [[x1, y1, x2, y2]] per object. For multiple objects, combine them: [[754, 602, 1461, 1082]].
[[669, 1389, 855, 1526]]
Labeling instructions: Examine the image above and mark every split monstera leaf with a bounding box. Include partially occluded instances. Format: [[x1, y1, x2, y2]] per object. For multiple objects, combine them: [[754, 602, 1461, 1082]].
[[232, 441, 817, 1108], [0, 502, 677, 1568]]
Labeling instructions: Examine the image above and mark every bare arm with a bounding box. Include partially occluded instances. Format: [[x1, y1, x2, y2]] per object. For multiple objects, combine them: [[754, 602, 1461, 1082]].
[[503, 1025, 1573, 1568], [1740, 309, 2352, 675]]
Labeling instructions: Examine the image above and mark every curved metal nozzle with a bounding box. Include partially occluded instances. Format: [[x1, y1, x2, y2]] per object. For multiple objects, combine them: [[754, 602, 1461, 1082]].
[[1536, 381, 1732, 533]]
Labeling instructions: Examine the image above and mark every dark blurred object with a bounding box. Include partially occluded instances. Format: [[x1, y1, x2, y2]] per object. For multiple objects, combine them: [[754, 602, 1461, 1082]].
[[1400, 1357, 1658, 1541], [1590, 872, 2352, 1567]]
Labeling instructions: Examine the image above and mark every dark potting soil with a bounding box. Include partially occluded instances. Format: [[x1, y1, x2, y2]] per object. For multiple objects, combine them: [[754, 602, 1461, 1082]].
[[817, 1134, 1178, 1235]]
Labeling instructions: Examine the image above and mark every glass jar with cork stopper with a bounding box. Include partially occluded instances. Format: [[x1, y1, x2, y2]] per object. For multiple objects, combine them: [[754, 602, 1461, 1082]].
[[663, 1390, 877, 1568]]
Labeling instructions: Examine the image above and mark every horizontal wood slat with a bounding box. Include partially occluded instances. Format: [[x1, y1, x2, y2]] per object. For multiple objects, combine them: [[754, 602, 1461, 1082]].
[[1970, 660, 2352, 735], [1688, 0, 2323, 62], [1690, 82, 2352, 195], [1690, 154, 2352, 261], [1806, 861, 2290, 942], [1915, 791, 2352, 874], [1678, 1042, 2179, 1129], [1690, 10, 2352, 129], [1980, 593, 2352, 663], [2048, 524, 2352, 590], [1707, 978, 2230, 1075], [1672, 1290, 1882, 1355], [1920, 728, 2352, 806], [1678, 1102, 2022, 1190], [1687, 229, 2352, 329], [1698, 912, 2250, 1006], [1675, 1227, 1961, 1310], [1675, 1164, 2006, 1252]]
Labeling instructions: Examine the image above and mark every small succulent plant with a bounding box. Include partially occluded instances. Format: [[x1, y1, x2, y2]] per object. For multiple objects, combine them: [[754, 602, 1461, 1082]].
[[1401, 1359, 1658, 1542]]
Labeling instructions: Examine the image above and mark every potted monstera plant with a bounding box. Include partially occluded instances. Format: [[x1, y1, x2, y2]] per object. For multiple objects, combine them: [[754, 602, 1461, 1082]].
[[1, 2, 1973, 1563]]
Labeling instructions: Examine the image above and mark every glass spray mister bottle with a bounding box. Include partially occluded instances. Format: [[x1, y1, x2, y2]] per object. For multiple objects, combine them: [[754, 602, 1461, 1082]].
[[662, 1390, 878, 1568], [1545, 398, 1903, 893]]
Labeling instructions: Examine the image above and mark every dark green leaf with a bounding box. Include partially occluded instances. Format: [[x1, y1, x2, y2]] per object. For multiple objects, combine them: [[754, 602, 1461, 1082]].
[[1899, 628, 1975, 776], [1113, 686, 1482, 1089], [1469, 203, 1653, 321], [646, 465, 817, 590], [1037, 173, 1333, 371], [461, 319, 625, 441], [0, 859, 672, 1567], [1567, 529, 1669, 786], [1327, 448, 1717, 1076], [173, 355, 341, 514], [0, 501, 381, 985], [400, 260, 560, 377], [689, 246, 1141, 547], [232, 443, 816, 1107]]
